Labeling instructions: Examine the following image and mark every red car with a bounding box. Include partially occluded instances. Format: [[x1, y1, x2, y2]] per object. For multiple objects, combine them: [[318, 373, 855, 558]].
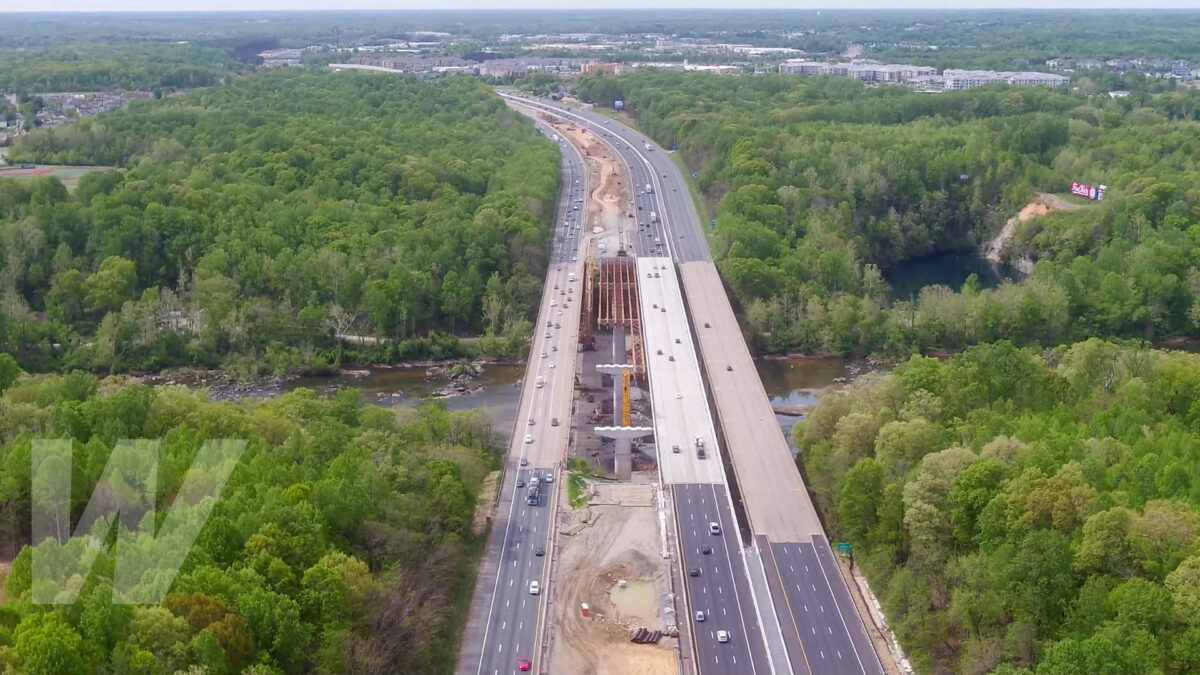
[[518, 658, 532, 672]]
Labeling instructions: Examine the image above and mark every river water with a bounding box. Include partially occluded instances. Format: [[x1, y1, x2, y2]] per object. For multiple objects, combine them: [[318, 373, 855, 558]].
[[250, 356, 870, 447], [279, 364, 528, 427]]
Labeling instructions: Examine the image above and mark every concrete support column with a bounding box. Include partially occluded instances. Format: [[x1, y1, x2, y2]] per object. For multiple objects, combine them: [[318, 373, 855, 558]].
[[594, 426, 653, 481]]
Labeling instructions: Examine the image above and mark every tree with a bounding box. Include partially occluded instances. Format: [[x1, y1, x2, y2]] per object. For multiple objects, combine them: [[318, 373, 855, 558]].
[[1165, 555, 1200, 626], [838, 457, 883, 542], [0, 352, 19, 392], [1005, 529, 1077, 632], [13, 612, 90, 675], [83, 256, 137, 317]]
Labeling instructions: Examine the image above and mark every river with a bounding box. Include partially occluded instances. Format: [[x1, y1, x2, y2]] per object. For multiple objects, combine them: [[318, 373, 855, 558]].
[[220, 356, 872, 451]]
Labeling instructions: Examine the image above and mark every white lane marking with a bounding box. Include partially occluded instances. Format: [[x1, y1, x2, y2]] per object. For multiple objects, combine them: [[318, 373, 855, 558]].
[[811, 540, 872, 675]]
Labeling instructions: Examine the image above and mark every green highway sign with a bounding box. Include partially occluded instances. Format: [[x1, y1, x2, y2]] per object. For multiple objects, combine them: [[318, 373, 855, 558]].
[[836, 542, 851, 552]]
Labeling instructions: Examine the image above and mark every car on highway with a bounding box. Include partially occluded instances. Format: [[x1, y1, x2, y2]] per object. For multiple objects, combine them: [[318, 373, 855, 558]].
[[525, 434, 533, 444], [544, 473, 553, 483], [516, 479, 525, 488], [529, 581, 540, 595], [549, 362, 556, 369], [716, 630, 730, 643], [528, 418, 535, 425], [695, 610, 706, 622], [672, 444, 680, 453], [541, 351, 548, 358], [688, 567, 700, 577], [535, 546, 545, 557], [518, 658, 532, 671], [700, 545, 713, 554], [709, 522, 721, 535], [551, 417, 560, 426], [520, 458, 528, 466]]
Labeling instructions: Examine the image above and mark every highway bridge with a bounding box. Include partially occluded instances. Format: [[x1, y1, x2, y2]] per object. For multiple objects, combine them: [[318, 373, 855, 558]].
[[460, 92, 885, 675]]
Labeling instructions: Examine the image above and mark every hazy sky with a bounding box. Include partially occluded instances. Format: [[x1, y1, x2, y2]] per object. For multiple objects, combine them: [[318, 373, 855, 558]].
[[18, 0, 1200, 11]]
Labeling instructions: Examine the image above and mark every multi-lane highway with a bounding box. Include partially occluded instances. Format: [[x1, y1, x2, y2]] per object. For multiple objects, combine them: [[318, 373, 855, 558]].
[[501, 92, 885, 675], [458, 122, 590, 675], [639, 254, 772, 675]]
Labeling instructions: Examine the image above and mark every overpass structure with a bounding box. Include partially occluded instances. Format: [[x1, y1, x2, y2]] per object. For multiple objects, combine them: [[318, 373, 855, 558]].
[[500, 92, 886, 675]]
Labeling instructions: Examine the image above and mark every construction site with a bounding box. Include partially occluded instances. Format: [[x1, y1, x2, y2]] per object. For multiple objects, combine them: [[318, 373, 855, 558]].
[[534, 113, 683, 675]]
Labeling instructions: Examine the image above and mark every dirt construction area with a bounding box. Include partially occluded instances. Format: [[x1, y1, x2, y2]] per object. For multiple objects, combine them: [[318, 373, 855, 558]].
[[547, 495, 678, 675], [540, 114, 636, 256]]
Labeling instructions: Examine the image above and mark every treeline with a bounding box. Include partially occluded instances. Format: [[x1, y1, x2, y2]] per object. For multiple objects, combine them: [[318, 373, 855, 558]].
[[0, 70, 560, 375], [577, 71, 1200, 356], [0, 44, 233, 94], [793, 340, 1200, 675], [0, 362, 503, 674]]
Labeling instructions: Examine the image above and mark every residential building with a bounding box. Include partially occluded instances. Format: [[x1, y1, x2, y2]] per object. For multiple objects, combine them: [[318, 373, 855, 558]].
[[943, 69, 1068, 90]]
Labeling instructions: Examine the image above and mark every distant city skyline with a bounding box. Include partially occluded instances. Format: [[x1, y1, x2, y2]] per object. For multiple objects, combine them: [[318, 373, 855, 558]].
[[10, 0, 1200, 12]]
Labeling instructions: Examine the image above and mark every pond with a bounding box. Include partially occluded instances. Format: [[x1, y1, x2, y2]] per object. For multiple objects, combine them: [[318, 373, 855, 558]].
[[885, 251, 1022, 301]]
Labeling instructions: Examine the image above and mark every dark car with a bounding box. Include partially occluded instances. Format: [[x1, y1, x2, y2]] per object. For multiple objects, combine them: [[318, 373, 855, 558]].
[[700, 545, 713, 554], [535, 546, 545, 557], [688, 567, 701, 577], [517, 479, 525, 488]]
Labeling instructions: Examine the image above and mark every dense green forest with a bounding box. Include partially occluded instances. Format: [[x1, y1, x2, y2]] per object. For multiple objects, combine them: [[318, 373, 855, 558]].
[[0, 363, 501, 674], [0, 45, 234, 94], [793, 340, 1200, 675], [578, 71, 1200, 356], [0, 70, 559, 375]]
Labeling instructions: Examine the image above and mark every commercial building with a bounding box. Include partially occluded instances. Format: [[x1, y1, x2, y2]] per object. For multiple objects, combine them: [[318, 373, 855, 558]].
[[581, 62, 620, 76]]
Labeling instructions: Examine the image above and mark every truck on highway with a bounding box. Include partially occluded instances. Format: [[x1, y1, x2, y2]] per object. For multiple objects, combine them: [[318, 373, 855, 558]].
[[526, 485, 539, 505]]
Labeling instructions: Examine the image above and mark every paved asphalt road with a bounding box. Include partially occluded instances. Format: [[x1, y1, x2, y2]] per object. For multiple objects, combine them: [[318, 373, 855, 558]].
[[675, 483, 772, 675], [497, 93, 709, 263], [503, 94, 886, 675], [459, 123, 590, 675]]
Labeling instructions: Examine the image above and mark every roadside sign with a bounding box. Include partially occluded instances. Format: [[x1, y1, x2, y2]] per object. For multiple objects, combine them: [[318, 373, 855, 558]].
[[836, 542, 851, 553]]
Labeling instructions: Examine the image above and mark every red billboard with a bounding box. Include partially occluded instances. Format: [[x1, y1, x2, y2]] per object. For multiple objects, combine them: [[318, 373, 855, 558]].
[[1070, 182, 1106, 200]]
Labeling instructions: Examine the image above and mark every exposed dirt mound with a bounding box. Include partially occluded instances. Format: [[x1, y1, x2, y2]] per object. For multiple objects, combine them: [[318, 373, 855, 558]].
[[548, 504, 676, 675]]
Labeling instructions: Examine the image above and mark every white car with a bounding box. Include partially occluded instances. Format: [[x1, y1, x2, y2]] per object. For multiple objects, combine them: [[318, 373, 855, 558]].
[[529, 581, 540, 595], [716, 630, 730, 643], [525, 434, 533, 444], [549, 362, 556, 369], [709, 522, 721, 535]]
